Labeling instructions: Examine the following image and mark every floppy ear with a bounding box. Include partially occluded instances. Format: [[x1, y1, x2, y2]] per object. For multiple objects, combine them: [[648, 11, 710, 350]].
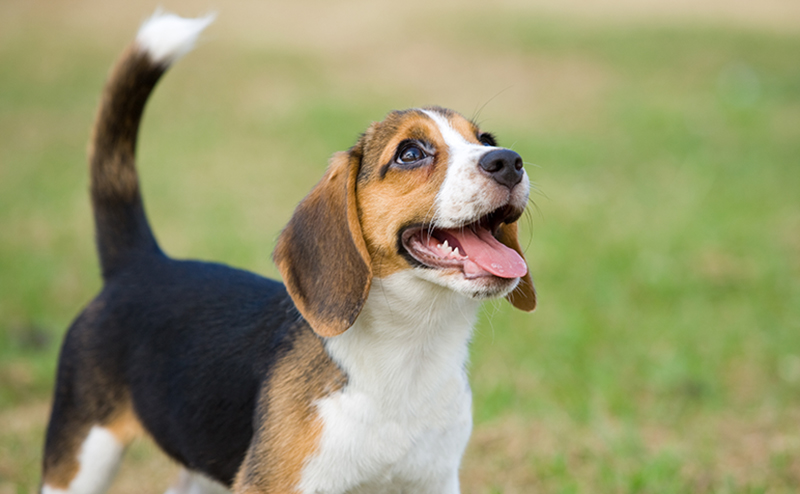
[[273, 150, 372, 337], [496, 222, 537, 311]]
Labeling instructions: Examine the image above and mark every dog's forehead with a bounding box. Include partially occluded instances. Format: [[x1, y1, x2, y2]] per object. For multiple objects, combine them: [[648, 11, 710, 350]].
[[421, 107, 483, 147]]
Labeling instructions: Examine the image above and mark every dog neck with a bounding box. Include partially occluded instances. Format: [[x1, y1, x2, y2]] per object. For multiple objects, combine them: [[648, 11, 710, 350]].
[[324, 270, 480, 413]]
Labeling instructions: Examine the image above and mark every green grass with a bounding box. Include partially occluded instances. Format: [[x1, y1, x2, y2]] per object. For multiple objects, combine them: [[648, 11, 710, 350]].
[[2, 3, 800, 493], [466, 16, 800, 423]]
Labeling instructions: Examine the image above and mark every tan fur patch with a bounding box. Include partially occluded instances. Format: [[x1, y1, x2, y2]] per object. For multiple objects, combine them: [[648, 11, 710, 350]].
[[233, 327, 346, 493], [356, 110, 453, 278], [105, 402, 143, 444]]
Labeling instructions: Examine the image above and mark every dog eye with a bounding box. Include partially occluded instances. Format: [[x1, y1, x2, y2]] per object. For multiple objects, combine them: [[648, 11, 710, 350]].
[[478, 132, 497, 147], [397, 144, 426, 164]]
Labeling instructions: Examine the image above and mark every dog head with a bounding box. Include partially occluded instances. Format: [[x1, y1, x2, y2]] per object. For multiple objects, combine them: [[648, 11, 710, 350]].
[[274, 107, 536, 337]]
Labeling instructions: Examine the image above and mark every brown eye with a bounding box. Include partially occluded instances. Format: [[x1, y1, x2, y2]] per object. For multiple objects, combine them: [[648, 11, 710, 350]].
[[397, 144, 425, 164]]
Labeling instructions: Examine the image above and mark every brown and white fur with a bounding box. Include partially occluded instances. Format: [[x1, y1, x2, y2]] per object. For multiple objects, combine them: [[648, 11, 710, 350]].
[[41, 12, 536, 494]]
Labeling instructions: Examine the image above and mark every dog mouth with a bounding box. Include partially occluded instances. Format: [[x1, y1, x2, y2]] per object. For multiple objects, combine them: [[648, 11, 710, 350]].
[[400, 206, 527, 279]]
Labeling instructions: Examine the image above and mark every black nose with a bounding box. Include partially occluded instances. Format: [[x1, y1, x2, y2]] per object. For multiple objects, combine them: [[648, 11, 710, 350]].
[[478, 149, 524, 189]]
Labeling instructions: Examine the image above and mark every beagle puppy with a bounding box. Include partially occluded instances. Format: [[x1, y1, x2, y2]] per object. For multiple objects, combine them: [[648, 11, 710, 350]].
[[41, 12, 536, 494]]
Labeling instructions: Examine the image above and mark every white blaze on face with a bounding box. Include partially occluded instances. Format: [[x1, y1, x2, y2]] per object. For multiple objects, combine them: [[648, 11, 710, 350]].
[[422, 110, 528, 228]]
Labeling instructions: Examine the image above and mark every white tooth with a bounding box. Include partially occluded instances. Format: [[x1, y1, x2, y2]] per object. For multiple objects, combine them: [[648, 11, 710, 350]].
[[442, 240, 449, 250], [453, 247, 460, 257]]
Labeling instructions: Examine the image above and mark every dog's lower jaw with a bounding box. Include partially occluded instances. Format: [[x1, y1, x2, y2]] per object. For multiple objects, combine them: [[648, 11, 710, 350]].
[[414, 266, 522, 302], [299, 271, 479, 494]]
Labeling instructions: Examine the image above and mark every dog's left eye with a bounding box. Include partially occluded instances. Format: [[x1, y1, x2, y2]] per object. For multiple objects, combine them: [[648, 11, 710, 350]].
[[397, 144, 426, 164]]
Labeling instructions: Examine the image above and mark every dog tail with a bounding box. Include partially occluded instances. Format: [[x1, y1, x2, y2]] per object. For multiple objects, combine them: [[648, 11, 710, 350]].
[[89, 12, 214, 278]]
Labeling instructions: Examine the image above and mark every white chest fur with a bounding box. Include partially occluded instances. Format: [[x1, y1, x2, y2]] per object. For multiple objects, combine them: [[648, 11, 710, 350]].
[[298, 271, 480, 494]]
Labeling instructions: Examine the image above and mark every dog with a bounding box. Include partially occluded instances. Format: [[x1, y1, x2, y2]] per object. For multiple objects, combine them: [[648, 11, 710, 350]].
[[41, 12, 536, 494]]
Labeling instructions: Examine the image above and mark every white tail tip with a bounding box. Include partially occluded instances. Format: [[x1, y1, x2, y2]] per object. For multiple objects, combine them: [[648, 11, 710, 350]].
[[136, 10, 215, 65]]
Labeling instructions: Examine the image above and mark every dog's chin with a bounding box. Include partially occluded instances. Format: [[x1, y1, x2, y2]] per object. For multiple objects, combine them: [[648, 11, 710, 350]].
[[412, 267, 521, 300]]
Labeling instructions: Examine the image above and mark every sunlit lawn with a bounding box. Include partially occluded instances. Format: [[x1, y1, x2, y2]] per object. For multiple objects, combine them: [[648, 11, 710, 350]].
[[1, 1, 799, 492]]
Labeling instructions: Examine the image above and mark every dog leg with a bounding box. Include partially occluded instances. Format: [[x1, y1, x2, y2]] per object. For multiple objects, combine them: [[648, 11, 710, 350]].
[[40, 425, 128, 494], [41, 302, 142, 494]]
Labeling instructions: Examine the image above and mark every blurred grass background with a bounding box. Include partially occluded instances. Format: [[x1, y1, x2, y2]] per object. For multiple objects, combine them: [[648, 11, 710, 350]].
[[2, 0, 800, 492]]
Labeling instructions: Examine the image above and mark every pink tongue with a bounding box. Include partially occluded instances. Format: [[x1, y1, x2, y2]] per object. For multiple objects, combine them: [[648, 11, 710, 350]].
[[447, 227, 527, 279]]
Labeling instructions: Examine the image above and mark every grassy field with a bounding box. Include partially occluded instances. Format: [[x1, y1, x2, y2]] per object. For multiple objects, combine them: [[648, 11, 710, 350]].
[[2, 0, 800, 492]]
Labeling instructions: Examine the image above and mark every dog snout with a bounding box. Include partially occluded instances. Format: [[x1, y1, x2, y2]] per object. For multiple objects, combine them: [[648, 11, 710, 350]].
[[478, 149, 524, 189]]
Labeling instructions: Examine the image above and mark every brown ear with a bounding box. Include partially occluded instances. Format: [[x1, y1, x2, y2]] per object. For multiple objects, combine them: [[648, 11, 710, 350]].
[[273, 150, 372, 337], [496, 222, 537, 311]]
